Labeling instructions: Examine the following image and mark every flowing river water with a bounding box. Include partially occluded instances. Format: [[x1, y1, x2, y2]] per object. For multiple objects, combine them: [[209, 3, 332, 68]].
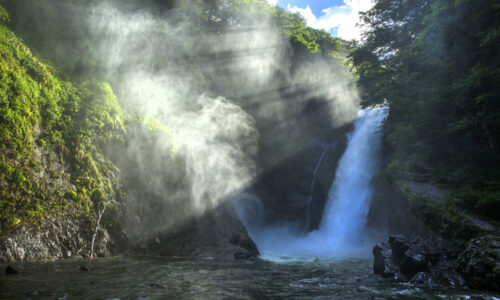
[[1, 257, 498, 299]]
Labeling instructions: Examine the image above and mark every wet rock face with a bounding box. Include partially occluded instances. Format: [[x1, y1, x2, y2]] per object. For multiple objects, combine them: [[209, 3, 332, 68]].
[[373, 235, 465, 288], [373, 243, 397, 277], [458, 235, 500, 292], [132, 201, 259, 260], [388, 235, 409, 265], [384, 235, 431, 278], [0, 216, 111, 263]]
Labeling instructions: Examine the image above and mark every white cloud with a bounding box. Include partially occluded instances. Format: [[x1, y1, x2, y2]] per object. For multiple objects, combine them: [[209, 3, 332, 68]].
[[287, 0, 375, 40], [266, 0, 279, 6], [287, 5, 316, 24]]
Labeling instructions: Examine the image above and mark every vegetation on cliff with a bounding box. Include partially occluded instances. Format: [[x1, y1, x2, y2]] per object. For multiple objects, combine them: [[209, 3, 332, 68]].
[[0, 9, 125, 237], [351, 0, 500, 224]]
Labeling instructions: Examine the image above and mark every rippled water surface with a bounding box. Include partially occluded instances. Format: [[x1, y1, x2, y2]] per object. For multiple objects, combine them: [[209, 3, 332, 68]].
[[1, 257, 497, 299]]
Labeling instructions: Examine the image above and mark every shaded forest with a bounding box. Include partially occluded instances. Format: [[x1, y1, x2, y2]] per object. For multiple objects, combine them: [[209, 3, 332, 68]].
[[351, 0, 500, 223]]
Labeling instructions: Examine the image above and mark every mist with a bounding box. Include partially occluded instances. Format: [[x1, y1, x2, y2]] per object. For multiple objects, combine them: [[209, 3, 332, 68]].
[[4, 0, 362, 239]]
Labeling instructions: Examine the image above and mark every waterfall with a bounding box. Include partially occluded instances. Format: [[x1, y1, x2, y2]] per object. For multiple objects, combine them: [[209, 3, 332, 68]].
[[318, 105, 389, 248], [240, 106, 389, 261]]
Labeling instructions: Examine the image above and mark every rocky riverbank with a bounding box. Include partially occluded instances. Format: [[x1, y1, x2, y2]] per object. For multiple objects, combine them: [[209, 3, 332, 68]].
[[373, 234, 500, 292], [0, 214, 111, 263], [0, 200, 258, 263]]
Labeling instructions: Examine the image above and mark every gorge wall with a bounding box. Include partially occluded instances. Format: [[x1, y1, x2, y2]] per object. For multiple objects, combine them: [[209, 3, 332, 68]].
[[0, 0, 378, 262]]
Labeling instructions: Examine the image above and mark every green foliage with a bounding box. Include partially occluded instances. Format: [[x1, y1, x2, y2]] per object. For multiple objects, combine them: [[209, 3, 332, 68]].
[[451, 187, 500, 219], [352, 0, 500, 218], [0, 18, 125, 237], [408, 193, 480, 240], [271, 6, 351, 58], [0, 5, 8, 22]]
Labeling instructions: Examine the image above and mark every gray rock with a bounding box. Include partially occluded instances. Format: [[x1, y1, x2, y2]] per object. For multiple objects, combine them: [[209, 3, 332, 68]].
[[0, 144, 119, 263], [435, 270, 466, 288], [234, 252, 254, 260], [457, 235, 500, 292], [136, 201, 259, 260], [401, 249, 428, 277], [388, 235, 409, 265], [374, 234, 466, 289], [411, 271, 434, 286], [0, 216, 112, 263], [373, 242, 397, 277]]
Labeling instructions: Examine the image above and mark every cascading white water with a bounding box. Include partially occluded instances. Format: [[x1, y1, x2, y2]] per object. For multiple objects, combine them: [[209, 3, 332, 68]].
[[319, 105, 389, 248], [240, 106, 389, 261]]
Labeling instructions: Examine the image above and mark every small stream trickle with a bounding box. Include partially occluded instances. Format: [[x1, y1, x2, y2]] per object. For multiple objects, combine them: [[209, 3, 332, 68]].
[[305, 145, 329, 231]]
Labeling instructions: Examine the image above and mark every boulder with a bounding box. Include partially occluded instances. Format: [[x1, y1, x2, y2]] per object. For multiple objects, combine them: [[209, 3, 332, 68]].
[[388, 235, 409, 265], [5, 265, 18, 274], [457, 235, 500, 292], [373, 235, 465, 288], [400, 249, 429, 277], [373, 242, 397, 277], [376, 235, 430, 278], [79, 266, 89, 272]]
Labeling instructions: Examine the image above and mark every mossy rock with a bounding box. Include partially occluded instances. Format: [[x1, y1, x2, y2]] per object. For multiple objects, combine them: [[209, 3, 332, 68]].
[[458, 235, 500, 292], [0, 9, 125, 238]]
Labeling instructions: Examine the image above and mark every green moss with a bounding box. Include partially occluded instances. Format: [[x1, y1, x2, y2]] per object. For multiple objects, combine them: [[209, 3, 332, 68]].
[[0, 15, 125, 238], [65, 190, 77, 201]]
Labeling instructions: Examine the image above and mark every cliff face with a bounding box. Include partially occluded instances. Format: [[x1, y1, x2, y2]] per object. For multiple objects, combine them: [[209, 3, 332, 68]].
[[0, 20, 125, 262], [0, 17, 258, 262], [0, 215, 112, 263], [132, 201, 259, 260]]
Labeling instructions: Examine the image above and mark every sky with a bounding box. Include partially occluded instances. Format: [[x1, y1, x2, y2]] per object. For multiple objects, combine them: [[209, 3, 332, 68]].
[[266, 0, 375, 40]]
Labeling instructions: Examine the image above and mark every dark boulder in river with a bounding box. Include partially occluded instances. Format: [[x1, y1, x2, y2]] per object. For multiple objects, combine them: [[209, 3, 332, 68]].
[[5, 265, 18, 274]]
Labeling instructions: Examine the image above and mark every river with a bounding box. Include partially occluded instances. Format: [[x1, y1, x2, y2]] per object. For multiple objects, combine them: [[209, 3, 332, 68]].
[[1, 257, 498, 299]]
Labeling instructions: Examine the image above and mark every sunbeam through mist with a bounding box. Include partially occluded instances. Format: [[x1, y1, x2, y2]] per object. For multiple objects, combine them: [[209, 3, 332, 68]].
[[1, 0, 362, 250], [74, 1, 361, 238]]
